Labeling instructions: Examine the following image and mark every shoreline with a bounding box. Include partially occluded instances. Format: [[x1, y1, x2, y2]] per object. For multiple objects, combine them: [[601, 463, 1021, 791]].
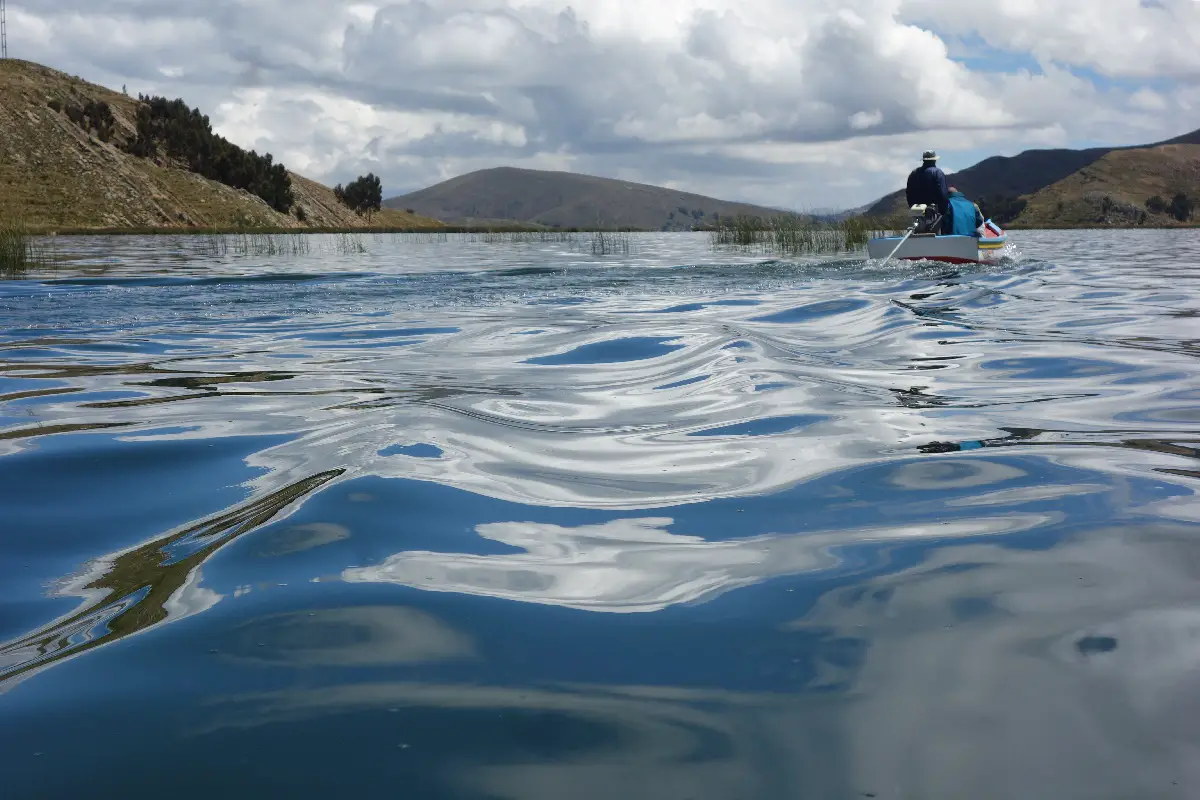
[[27, 224, 652, 236], [11, 220, 1200, 237], [1002, 222, 1200, 230]]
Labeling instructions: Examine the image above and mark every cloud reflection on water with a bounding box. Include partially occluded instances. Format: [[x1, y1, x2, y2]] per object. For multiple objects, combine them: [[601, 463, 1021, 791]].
[[184, 523, 1200, 799], [342, 511, 1057, 613]]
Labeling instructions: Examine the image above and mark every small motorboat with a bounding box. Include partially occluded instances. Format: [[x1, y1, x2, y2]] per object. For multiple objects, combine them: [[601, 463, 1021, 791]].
[[867, 205, 1007, 264]]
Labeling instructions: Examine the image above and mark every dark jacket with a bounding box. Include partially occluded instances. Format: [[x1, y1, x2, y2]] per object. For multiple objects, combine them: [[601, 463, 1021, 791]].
[[945, 190, 985, 236], [906, 162, 949, 212]]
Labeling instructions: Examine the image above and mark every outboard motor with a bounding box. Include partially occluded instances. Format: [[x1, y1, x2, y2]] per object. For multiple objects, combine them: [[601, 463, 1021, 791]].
[[910, 204, 942, 235]]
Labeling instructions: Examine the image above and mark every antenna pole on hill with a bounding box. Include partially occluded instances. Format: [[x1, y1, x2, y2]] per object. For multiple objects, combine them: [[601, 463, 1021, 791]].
[[1, 0, 7, 59]]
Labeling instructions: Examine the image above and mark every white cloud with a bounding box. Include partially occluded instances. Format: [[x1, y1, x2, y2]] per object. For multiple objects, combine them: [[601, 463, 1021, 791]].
[[849, 110, 885, 131], [5, 0, 1199, 209], [903, 0, 1200, 80]]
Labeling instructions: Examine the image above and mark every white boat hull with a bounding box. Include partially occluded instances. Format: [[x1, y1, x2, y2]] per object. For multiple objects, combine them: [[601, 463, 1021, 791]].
[[867, 232, 1007, 264]]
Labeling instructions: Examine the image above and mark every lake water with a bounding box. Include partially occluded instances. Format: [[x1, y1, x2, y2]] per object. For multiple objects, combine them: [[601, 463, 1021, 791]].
[[3, 229, 1200, 798]]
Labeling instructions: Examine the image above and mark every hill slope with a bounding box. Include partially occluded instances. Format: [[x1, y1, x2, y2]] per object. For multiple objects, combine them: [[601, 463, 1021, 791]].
[[385, 167, 794, 230], [1013, 143, 1200, 226], [865, 127, 1200, 224], [0, 60, 442, 231]]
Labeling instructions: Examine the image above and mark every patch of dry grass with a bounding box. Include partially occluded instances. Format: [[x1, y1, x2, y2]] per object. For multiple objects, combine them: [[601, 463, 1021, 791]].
[[0, 59, 446, 233], [1009, 144, 1200, 227]]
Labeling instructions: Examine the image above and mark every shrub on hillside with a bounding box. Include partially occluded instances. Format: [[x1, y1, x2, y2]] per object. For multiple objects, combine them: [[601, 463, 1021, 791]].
[[122, 95, 294, 213], [1146, 195, 1168, 214], [1170, 193, 1193, 222], [977, 195, 1027, 225], [59, 99, 115, 142], [333, 173, 383, 219]]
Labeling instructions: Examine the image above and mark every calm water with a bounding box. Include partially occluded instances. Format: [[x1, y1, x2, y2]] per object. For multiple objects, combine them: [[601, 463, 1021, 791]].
[[3, 229, 1200, 798]]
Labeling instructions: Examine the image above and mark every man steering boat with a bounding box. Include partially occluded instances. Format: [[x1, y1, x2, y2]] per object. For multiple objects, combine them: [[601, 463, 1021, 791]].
[[905, 149, 949, 233]]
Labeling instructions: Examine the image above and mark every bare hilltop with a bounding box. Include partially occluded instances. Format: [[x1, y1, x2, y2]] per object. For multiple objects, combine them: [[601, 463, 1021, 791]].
[[385, 166, 797, 231]]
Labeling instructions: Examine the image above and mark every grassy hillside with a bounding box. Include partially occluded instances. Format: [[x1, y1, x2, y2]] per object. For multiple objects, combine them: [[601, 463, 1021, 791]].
[[864, 148, 1111, 219], [0, 60, 443, 231], [865, 128, 1200, 226], [385, 166, 795, 231], [1013, 143, 1200, 227]]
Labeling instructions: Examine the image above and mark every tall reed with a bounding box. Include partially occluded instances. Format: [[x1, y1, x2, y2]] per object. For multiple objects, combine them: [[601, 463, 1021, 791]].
[[459, 230, 583, 244], [0, 220, 56, 277], [195, 232, 315, 257], [589, 230, 631, 255], [710, 213, 883, 255], [334, 233, 367, 255]]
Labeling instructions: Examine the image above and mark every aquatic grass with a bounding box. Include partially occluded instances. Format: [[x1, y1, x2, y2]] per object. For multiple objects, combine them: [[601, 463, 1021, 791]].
[[843, 216, 870, 249], [386, 229, 626, 250], [167, 228, 646, 259], [0, 221, 32, 277], [459, 230, 584, 244], [333, 233, 368, 255], [195, 233, 317, 258], [1, 219, 59, 277], [710, 214, 886, 256], [589, 230, 631, 256], [237, 232, 310, 257], [195, 234, 227, 258]]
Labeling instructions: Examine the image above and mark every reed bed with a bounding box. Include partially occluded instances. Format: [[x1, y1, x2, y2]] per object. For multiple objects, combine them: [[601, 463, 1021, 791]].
[[24, 227, 648, 266], [470, 230, 582, 244], [195, 232, 314, 258], [333, 233, 367, 255], [373, 229, 632, 253], [187, 229, 607, 257], [194, 232, 378, 257], [710, 214, 886, 255], [588, 230, 631, 255], [1, 219, 58, 277]]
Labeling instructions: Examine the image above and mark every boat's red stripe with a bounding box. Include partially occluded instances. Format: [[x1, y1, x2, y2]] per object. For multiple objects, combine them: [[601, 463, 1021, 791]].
[[898, 256, 980, 264]]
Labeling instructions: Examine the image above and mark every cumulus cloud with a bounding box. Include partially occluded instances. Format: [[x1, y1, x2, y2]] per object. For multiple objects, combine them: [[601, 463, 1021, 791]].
[[6, 0, 1200, 208]]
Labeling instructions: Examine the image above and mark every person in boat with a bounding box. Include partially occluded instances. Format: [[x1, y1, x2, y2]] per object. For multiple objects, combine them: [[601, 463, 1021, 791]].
[[944, 185, 986, 236], [906, 149, 949, 232]]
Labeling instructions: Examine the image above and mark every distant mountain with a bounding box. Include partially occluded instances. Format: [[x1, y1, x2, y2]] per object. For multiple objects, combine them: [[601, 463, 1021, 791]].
[[864, 127, 1200, 226], [384, 167, 796, 230], [0, 59, 443, 231], [811, 202, 874, 222]]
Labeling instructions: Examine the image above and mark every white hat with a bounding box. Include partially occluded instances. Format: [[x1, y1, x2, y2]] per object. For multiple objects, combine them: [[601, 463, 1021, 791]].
[[922, 149, 938, 161]]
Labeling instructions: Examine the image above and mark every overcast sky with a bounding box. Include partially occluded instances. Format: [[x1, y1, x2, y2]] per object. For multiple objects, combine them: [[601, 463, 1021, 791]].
[[7, 0, 1200, 209]]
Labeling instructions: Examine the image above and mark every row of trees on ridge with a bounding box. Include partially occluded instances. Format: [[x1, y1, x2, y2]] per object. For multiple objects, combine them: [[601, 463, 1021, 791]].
[[122, 95, 295, 213]]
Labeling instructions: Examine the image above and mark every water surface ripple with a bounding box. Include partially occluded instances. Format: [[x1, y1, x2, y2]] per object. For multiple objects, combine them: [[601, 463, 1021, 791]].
[[4, 230, 1200, 798]]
